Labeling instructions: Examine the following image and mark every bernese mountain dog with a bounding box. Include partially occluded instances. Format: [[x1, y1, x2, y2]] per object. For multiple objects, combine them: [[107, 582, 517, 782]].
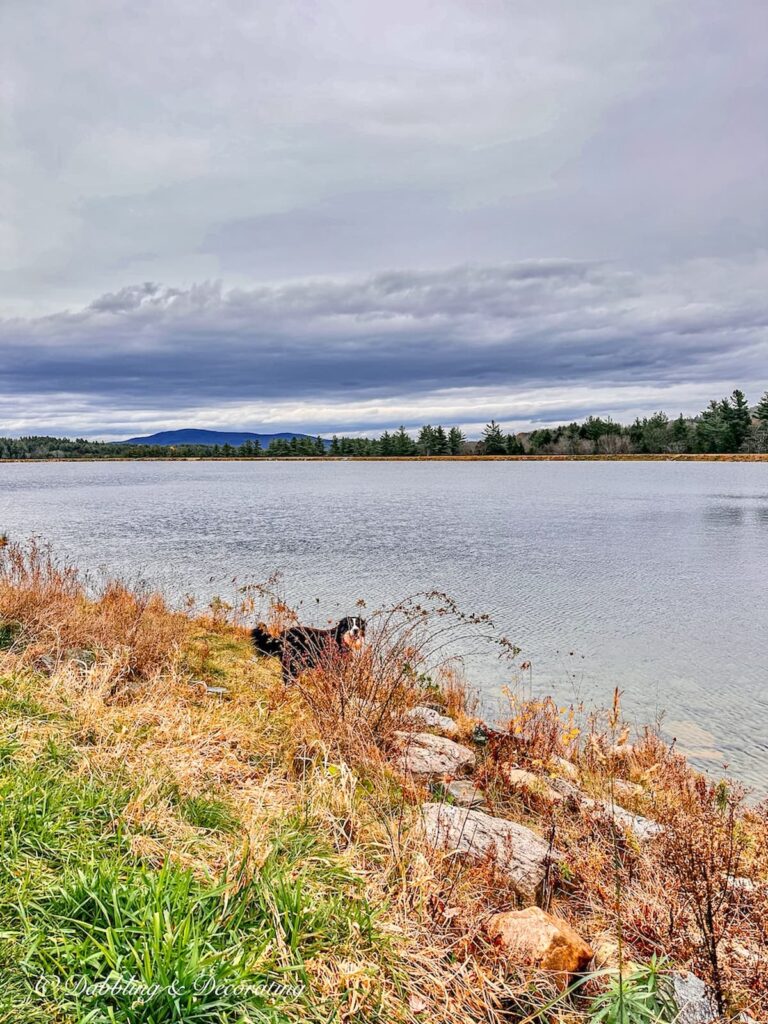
[[251, 615, 366, 684]]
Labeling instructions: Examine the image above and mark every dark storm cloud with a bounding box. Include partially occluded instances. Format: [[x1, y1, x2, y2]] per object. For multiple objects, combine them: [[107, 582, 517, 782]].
[[1, 259, 766, 435]]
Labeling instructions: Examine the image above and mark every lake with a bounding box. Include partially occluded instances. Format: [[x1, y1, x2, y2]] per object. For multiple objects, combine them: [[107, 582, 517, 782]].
[[1, 459, 767, 791]]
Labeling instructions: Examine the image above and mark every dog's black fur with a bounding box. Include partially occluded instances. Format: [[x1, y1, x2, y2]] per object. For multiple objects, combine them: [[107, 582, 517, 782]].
[[251, 616, 366, 684]]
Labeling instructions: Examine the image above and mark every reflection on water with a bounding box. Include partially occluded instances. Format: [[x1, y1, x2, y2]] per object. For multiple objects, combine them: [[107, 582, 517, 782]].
[[1, 459, 767, 792], [702, 505, 747, 525]]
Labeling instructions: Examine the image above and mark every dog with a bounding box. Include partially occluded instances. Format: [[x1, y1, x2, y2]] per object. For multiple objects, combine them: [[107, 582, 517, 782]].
[[251, 615, 366, 684]]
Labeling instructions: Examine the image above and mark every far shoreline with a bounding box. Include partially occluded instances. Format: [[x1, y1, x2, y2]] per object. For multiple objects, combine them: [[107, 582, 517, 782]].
[[1, 453, 767, 464]]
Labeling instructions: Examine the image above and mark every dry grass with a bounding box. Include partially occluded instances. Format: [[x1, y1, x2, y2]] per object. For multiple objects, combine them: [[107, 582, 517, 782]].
[[1, 540, 766, 1021], [0, 539, 192, 690]]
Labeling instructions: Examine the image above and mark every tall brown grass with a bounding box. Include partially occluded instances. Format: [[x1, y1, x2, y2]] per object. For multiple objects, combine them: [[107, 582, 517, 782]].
[[0, 539, 191, 689]]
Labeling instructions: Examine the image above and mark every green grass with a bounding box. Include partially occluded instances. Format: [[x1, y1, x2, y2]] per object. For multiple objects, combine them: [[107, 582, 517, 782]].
[[0, 726, 384, 1024], [0, 675, 67, 723], [176, 794, 242, 835], [0, 623, 22, 652]]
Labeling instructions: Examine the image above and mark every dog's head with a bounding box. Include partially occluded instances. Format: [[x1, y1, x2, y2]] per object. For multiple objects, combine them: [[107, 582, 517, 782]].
[[336, 615, 366, 650]]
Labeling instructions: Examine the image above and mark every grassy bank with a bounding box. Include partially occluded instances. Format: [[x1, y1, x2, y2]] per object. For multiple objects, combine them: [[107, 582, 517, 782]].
[[0, 541, 766, 1023]]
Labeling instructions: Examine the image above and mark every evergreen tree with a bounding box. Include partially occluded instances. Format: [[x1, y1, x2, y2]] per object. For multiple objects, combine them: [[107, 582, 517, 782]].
[[432, 425, 449, 455], [448, 426, 465, 455], [482, 420, 507, 454], [314, 436, 325, 456], [528, 428, 553, 453], [756, 391, 768, 422], [669, 415, 692, 452], [695, 401, 729, 453], [713, 390, 752, 451], [728, 389, 752, 450], [392, 426, 416, 456], [329, 436, 340, 456], [506, 433, 524, 455], [378, 430, 393, 456], [637, 412, 670, 453], [417, 425, 436, 455]]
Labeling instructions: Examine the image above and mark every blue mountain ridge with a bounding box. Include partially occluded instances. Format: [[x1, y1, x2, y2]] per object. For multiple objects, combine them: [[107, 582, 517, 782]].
[[119, 429, 328, 447]]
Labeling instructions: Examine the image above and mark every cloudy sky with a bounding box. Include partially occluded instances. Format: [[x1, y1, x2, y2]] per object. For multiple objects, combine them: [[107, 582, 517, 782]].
[[2, 0, 766, 438]]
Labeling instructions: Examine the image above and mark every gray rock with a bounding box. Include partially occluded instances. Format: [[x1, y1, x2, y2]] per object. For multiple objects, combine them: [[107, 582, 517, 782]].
[[404, 706, 460, 737], [444, 779, 486, 808], [548, 776, 586, 806], [421, 802, 561, 903], [551, 756, 579, 781], [548, 777, 662, 840], [667, 972, 718, 1024], [66, 647, 96, 668], [612, 779, 645, 801], [393, 732, 476, 779], [504, 767, 564, 804], [596, 800, 663, 841]]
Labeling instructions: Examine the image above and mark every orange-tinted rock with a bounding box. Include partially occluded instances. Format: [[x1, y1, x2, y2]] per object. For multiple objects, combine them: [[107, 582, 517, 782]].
[[486, 906, 594, 986]]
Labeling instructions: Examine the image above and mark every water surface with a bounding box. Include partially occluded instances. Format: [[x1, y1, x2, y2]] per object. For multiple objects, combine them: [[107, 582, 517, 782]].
[[1, 460, 766, 790]]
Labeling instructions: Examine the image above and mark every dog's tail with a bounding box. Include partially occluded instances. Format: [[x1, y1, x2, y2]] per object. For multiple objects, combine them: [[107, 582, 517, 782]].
[[251, 623, 284, 658]]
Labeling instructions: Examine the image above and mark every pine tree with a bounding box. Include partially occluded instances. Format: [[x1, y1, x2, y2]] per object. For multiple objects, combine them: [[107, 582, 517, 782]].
[[433, 425, 449, 455], [482, 420, 507, 455], [669, 415, 691, 452], [506, 433, 524, 455], [417, 425, 436, 455], [330, 436, 340, 456], [695, 401, 729, 453], [392, 426, 416, 456], [378, 431, 393, 456], [314, 436, 325, 456], [727, 390, 752, 450], [448, 426, 465, 455], [757, 391, 768, 422]]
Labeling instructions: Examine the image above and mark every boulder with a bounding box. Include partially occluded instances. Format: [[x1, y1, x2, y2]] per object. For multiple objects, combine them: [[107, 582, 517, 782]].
[[394, 732, 476, 779], [548, 776, 586, 807], [421, 803, 561, 903], [552, 756, 579, 781], [504, 766, 564, 805], [486, 906, 594, 987], [612, 779, 645, 801], [597, 801, 662, 841], [404, 706, 460, 738], [666, 972, 718, 1024], [444, 779, 486, 808]]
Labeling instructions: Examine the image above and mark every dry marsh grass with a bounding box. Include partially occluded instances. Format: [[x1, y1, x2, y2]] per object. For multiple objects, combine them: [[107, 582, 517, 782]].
[[0, 539, 192, 689]]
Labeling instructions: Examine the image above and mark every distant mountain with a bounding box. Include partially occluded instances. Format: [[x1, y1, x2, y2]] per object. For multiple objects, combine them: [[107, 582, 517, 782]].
[[119, 428, 323, 447]]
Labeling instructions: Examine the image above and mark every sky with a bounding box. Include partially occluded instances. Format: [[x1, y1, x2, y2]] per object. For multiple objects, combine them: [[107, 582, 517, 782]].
[[1, 0, 767, 439]]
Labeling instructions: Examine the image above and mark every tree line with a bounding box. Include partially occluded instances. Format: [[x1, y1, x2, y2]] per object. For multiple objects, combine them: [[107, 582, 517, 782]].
[[2, 389, 767, 459]]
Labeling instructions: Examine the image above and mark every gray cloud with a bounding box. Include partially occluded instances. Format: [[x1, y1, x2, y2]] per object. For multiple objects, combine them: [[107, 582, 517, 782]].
[[1, 259, 766, 436]]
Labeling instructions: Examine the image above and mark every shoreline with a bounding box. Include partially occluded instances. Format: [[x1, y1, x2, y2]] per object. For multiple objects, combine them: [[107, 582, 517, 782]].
[[2, 452, 767, 463]]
